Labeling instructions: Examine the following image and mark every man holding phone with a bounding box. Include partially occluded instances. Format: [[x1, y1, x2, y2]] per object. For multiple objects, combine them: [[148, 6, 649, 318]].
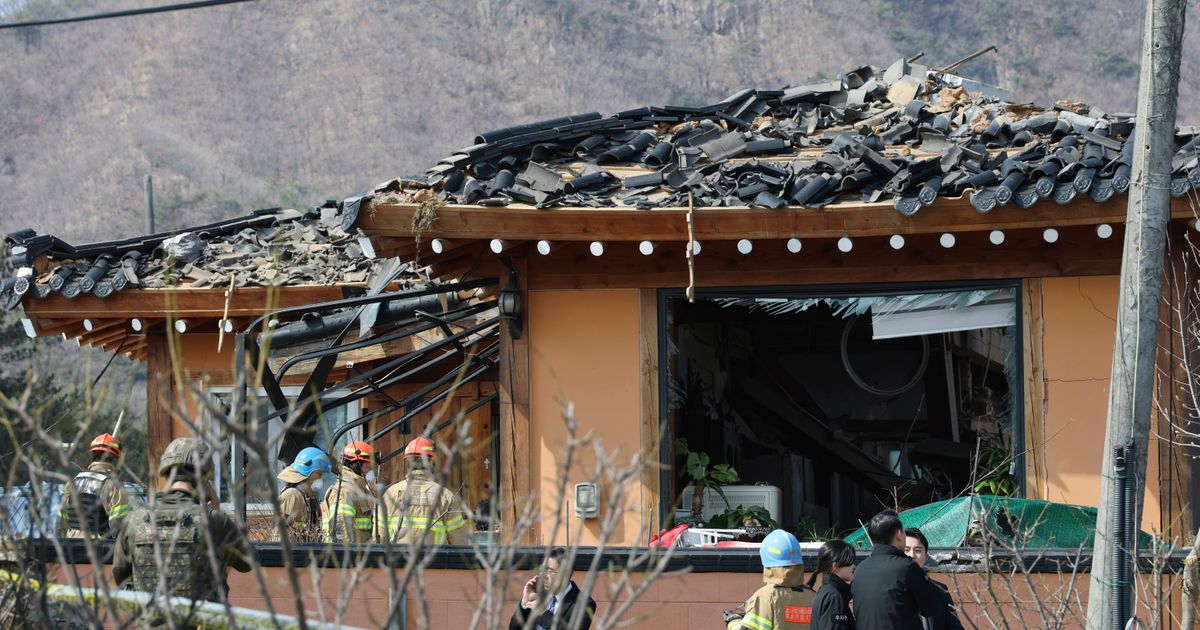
[[510, 547, 596, 630]]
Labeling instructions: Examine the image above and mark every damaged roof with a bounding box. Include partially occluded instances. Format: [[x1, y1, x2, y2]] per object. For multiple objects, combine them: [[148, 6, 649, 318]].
[[1, 198, 394, 311], [376, 58, 1200, 214]]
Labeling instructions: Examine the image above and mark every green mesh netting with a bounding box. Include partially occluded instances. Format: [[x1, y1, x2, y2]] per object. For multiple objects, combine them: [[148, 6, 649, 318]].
[[843, 496, 1159, 549]]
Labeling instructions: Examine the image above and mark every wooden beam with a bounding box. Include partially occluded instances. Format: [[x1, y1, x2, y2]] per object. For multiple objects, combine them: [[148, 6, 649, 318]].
[[526, 225, 1126, 290], [88, 328, 128, 350], [497, 249, 532, 544], [1022, 278, 1048, 500], [361, 197, 1195, 242], [638, 288, 661, 539], [80, 318, 127, 337], [146, 333, 177, 476], [21, 285, 348, 319], [1157, 225, 1198, 540]]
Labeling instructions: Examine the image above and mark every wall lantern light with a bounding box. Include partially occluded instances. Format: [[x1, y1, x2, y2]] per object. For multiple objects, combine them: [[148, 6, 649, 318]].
[[499, 269, 523, 340]]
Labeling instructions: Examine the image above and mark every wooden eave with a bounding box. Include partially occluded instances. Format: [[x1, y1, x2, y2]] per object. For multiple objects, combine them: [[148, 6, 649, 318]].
[[18, 285, 353, 361], [361, 196, 1197, 242]]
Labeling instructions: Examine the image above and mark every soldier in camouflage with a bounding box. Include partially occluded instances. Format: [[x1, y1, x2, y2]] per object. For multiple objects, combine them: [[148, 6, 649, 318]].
[[112, 437, 252, 604], [57, 433, 131, 539]]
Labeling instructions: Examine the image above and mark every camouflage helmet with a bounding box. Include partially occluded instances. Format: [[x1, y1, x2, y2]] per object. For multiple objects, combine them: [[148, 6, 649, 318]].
[[158, 437, 212, 479]]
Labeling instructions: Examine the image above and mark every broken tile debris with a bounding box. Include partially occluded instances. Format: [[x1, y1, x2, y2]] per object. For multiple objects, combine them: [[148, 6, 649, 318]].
[[2, 201, 384, 310], [377, 58, 1196, 216], [6, 58, 1200, 312]]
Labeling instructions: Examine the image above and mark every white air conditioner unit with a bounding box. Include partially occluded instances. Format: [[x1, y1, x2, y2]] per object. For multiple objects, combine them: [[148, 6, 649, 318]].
[[682, 485, 781, 523]]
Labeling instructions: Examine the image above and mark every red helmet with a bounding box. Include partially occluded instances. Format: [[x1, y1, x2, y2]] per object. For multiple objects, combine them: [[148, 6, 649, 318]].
[[342, 440, 375, 464], [90, 433, 122, 458], [403, 437, 436, 460]]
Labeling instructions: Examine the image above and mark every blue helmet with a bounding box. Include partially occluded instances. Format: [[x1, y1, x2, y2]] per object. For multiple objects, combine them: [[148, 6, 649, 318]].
[[292, 447, 333, 477], [760, 529, 803, 568]]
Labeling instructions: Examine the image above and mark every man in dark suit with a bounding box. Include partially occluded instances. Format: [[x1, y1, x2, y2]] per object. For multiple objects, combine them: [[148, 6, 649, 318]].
[[850, 510, 948, 630], [904, 528, 965, 630], [510, 547, 597, 630]]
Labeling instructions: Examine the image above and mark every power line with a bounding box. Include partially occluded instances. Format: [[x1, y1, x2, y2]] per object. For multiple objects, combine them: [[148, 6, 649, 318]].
[[0, 0, 255, 30]]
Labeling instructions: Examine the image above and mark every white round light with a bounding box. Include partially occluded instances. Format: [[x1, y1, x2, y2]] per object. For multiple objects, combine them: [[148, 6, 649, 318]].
[[691, 241, 702, 256], [222, 319, 234, 333], [639, 241, 655, 256], [536, 240, 552, 256], [589, 241, 605, 257], [837, 237, 853, 253], [786, 238, 802, 253], [131, 318, 143, 332], [1096, 224, 1113, 239], [489, 239, 506, 254], [431, 238, 447, 254], [737, 239, 753, 255], [174, 319, 187, 334], [940, 233, 956, 248], [989, 230, 1005, 245], [1043, 228, 1059, 243], [889, 235, 905, 250], [83, 319, 94, 332]]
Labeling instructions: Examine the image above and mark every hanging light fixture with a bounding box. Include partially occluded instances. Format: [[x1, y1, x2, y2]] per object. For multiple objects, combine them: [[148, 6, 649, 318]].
[[499, 269, 523, 340]]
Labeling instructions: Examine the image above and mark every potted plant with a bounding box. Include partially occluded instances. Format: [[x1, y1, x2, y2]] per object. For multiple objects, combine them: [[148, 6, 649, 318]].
[[674, 439, 739, 525]]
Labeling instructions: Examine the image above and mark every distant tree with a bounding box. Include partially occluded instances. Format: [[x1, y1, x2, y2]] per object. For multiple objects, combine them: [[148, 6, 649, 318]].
[[0, 311, 145, 486]]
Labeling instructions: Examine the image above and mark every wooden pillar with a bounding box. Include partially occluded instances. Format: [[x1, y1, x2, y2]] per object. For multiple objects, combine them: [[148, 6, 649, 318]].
[[1021, 278, 1048, 500], [1156, 224, 1197, 541], [498, 252, 533, 544], [146, 333, 177, 479], [638, 288, 662, 538]]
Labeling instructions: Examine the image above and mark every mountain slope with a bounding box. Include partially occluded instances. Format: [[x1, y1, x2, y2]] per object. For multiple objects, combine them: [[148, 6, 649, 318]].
[[0, 0, 1196, 242]]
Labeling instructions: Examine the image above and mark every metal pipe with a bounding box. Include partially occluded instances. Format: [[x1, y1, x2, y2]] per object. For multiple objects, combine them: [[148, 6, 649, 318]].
[[260, 292, 455, 349], [274, 301, 494, 381], [256, 324, 498, 431], [368, 356, 500, 445], [241, 277, 496, 334], [256, 319, 499, 426], [1112, 444, 1128, 630], [328, 340, 500, 447]]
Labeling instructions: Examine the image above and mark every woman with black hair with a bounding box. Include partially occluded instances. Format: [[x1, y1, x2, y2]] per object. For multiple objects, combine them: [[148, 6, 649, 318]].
[[808, 539, 857, 630]]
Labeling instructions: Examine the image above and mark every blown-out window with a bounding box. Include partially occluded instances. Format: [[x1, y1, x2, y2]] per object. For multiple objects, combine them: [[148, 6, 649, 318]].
[[663, 283, 1021, 534]]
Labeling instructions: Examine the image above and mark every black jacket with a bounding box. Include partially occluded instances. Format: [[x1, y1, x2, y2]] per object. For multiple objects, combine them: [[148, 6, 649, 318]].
[[812, 574, 855, 630], [510, 580, 596, 630], [849, 544, 948, 630], [922, 578, 965, 630]]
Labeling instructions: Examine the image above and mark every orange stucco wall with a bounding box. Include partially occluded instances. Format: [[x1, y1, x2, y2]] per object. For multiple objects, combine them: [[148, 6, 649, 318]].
[[528, 289, 649, 546], [1039, 276, 1161, 533]]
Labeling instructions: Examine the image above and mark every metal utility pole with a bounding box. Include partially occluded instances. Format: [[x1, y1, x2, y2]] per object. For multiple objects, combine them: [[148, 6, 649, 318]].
[[145, 174, 155, 233], [1087, 0, 1186, 628]]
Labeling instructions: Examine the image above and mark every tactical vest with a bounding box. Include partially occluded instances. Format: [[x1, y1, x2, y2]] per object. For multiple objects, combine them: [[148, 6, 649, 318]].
[[129, 503, 217, 600], [63, 471, 109, 534]]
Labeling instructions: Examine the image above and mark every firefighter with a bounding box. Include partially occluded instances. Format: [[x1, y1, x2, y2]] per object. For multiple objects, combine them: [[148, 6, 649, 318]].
[[112, 437, 252, 604], [321, 440, 377, 543], [57, 433, 131, 539], [277, 447, 332, 531], [378, 437, 469, 545], [726, 529, 816, 630]]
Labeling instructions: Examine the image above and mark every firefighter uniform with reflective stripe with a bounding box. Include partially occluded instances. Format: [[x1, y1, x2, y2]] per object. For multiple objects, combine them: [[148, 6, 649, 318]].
[[58, 461, 130, 539], [280, 485, 320, 528], [321, 466, 376, 542], [378, 468, 468, 545], [729, 567, 816, 630]]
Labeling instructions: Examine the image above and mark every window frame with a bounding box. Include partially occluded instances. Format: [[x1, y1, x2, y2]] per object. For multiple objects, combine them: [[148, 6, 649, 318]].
[[655, 279, 1026, 523], [203, 385, 362, 511]]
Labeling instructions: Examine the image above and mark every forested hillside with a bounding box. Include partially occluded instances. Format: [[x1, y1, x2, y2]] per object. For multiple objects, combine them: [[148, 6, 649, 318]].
[[2, 0, 1198, 242]]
